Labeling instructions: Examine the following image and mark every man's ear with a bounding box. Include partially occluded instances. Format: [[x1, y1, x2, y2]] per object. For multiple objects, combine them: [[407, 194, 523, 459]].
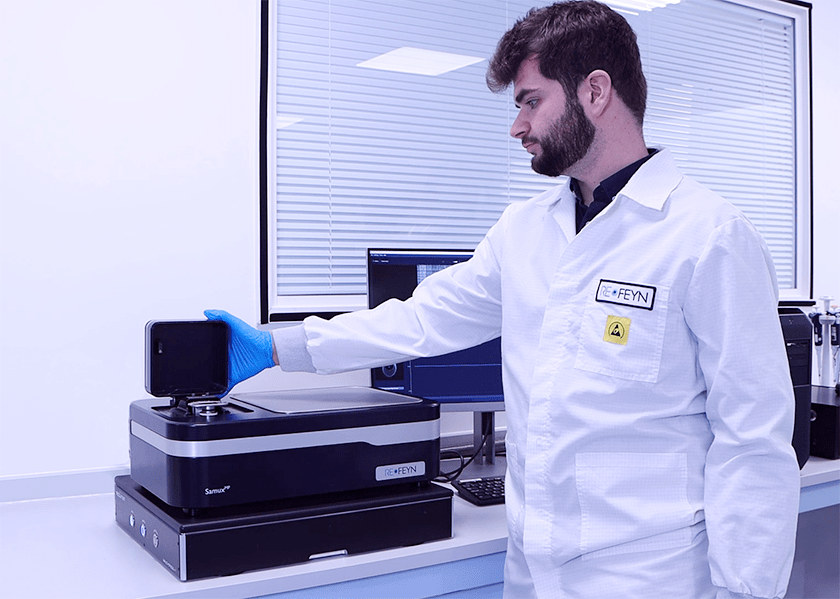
[[580, 69, 613, 118]]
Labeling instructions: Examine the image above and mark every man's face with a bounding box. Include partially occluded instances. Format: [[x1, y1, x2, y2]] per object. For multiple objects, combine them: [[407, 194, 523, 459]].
[[510, 58, 595, 177]]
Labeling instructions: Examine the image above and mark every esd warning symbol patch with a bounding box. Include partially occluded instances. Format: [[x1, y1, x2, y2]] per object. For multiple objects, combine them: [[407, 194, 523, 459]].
[[603, 315, 630, 345]]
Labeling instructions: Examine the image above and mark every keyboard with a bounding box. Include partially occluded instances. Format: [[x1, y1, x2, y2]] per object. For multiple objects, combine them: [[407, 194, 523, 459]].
[[452, 476, 505, 506]]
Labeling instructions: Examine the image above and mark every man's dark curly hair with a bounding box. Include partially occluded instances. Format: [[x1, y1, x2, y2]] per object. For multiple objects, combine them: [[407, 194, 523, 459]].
[[486, 0, 647, 126]]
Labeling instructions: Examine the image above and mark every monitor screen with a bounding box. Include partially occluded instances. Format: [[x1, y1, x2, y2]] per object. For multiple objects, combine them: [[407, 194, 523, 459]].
[[367, 249, 503, 409]]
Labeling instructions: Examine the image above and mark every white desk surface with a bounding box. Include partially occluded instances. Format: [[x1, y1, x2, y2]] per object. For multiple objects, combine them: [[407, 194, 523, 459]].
[[0, 457, 836, 599], [0, 482, 506, 599]]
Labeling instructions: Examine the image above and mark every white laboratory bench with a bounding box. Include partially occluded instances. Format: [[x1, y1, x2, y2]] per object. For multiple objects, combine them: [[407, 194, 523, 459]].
[[0, 457, 837, 599]]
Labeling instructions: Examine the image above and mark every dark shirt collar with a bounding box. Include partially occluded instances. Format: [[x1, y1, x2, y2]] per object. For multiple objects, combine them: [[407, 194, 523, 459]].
[[571, 149, 657, 233]]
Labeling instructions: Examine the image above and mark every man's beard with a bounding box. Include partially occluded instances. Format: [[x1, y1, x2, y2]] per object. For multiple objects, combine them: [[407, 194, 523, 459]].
[[527, 96, 595, 177]]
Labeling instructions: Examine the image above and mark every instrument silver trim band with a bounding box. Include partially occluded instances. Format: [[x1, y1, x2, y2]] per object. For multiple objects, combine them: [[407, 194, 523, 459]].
[[130, 419, 440, 459], [179, 533, 187, 582]]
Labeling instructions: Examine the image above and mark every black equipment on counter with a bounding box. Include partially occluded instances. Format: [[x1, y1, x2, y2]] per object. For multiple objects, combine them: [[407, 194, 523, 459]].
[[129, 387, 442, 510], [810, 386, 840, 460], [116, 320, 452, 581], [780, 307, 812, 468]]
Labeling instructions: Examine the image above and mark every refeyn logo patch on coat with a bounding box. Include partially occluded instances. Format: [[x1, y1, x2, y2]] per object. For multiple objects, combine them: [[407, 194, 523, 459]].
[[603, 315, 631, 345], [596, 279, 656, 310]]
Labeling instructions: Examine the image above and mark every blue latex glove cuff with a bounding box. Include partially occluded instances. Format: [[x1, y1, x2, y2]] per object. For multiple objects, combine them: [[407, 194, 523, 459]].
[[204, 310, 275, 391]]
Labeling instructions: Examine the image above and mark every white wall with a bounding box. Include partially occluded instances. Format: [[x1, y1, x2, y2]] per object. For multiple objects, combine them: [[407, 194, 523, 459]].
[[0, 0, 837, 478], [0, 0, 357, 477]]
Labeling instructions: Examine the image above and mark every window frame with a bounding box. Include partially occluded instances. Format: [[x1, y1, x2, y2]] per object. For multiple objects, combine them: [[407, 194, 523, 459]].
[[258, 0, 813, 323]]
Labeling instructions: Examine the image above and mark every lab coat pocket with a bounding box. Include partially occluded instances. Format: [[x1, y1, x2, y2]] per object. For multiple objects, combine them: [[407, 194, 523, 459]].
[[573, 285, 669, 383], [576, 452, 692, 561]]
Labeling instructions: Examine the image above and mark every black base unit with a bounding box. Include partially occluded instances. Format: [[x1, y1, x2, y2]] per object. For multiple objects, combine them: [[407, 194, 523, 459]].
[[115, 475, 453, 581], [810, 386, 840, 460]]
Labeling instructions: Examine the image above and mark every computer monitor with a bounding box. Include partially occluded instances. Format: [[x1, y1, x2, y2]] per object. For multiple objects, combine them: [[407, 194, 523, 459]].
[[367, 248, 504, 463]]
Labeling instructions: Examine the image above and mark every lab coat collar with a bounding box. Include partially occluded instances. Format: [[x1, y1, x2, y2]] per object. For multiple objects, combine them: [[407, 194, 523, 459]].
[[617, 147, 682, 211], [534, 147, 682, 213]]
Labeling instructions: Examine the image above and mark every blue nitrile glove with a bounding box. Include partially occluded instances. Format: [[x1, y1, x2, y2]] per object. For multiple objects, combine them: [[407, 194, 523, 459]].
[[204, 310, 275, 391]]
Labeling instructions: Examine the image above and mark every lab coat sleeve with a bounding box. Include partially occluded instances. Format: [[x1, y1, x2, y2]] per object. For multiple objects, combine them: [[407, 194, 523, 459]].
[[272, 324, 316, 373], [282, 222, 506, 375], [683, 217, 800, 599]]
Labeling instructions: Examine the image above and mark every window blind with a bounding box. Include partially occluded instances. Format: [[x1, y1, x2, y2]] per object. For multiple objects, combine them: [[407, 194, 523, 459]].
[[265, 0, 809, 317], [632, 0, 800, 288]]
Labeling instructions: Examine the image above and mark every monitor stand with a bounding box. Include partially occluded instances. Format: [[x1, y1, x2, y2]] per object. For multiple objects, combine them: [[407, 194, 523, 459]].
[[439, 403, 506, 478], [474, 411, 497, 465], [458, 410, 506, 479]]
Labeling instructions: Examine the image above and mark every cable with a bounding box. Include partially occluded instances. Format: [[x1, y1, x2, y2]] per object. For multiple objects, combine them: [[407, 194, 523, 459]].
[[435, 450, 466, 483], [435, 429, 492, 483], [434, 417, 496, 483]]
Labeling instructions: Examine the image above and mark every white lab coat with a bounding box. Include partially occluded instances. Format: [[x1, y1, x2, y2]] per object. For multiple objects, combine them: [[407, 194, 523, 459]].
[[280, 149, 800, 599]]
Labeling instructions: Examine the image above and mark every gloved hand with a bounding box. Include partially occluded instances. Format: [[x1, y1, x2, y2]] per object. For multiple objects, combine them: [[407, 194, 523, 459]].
[[204, 310, 275, 392]]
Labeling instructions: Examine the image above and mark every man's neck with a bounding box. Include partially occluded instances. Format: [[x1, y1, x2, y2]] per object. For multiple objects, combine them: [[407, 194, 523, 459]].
[[570, 132, 649, 206]]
